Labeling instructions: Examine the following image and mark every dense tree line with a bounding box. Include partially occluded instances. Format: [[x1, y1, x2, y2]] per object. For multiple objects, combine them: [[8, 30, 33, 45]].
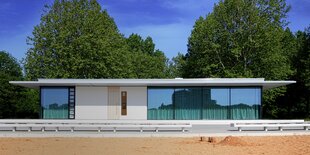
[[275, 28, 310, 119], [0, 51, 39, 118], [0, 0, 309, 119], [172, 0, 310, 119]]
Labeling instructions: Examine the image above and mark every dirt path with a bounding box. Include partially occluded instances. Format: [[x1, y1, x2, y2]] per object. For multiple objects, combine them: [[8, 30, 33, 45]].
[[0, 135, 309, 155]]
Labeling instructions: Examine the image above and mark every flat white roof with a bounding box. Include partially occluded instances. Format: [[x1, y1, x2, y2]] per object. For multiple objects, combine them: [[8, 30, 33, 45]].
[[9, 78, 296, 90]]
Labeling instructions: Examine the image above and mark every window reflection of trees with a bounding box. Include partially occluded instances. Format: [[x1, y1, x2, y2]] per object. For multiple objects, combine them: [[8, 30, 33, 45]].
[[148, 87, 261, 120]]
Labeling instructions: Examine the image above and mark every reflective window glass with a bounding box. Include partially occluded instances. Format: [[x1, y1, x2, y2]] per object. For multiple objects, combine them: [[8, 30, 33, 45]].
[[231, 88, 261, 119], [147, 86, 262, 120], [174, 87, 202, 120], [202, 88, 230, 119], [41, 87, 69, 119], [147, 88, 174, 120]]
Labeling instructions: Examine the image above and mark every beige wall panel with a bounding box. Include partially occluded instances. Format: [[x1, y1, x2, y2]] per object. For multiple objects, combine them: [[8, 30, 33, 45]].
[[108, 87, 120, 119]]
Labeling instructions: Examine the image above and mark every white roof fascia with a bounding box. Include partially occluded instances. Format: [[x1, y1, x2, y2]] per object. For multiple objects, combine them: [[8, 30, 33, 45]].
[[9, 78, 296, 90]]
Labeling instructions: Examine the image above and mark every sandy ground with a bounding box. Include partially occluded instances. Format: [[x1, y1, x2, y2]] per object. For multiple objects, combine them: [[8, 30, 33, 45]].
[[0, 136, 309, 155]]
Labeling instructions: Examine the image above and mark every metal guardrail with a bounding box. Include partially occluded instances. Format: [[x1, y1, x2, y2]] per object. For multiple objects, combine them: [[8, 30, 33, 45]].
[[230, 120, 307, 132], [0, 120, 192, 133]]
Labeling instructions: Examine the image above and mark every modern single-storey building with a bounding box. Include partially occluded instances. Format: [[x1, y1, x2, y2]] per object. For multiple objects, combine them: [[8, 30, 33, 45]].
[[10, 78, 295, 120]]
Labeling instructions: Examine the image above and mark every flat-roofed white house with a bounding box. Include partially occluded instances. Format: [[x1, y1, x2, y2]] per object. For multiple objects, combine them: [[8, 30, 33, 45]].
[[10, 78, 295, 120]]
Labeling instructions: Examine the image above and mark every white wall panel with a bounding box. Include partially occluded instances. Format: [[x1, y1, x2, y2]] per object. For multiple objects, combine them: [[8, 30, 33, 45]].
[[119, 87, 147, 120], [75, 86, 108, 119]]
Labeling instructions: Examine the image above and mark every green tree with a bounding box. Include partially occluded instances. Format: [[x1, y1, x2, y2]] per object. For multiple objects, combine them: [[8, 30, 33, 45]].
[[296, 27, 310, 96], [282, 27, 310, 118], [126, 34, 168, 78], [276, 27, 310, 119], [296, 27, 310, 118], [184, 0, 293, 118], [25, 0, 134, 79], [270, 28, 297, 118], [0, 51, 39, 118], [166, 53, 186, 78]]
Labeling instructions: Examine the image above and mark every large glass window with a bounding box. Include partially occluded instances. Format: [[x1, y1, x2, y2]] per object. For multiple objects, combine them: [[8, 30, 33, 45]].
[[231, 88, 261, 119], [174, 88, 202, 120], [41, 87, 69, 119], [147, 88, 174, 120], [147, 87, 261, 120], [202, 88, 230, 120]]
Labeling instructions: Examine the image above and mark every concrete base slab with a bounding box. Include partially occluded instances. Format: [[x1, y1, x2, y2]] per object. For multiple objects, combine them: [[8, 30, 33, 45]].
[[0, 124, 309, 138]]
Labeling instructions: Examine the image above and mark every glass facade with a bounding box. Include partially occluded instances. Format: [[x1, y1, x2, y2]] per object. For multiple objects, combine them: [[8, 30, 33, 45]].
[[147, 88, 174, 120], [147, 87, 261, 120], [202, 88, 230, 120], [174, 88, 202, 120], [231, 88, 261, 119], [41, 87, 75, 119]]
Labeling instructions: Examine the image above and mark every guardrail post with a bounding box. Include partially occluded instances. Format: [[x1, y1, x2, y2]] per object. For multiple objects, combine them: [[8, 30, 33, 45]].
[[279, 127, 283, 131], [304, 126, 308, 131], [264, 127, 268, 131], [238, 127, 242, 132]]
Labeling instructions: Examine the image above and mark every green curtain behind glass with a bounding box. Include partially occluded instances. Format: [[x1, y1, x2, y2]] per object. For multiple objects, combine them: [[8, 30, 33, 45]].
[[202, 108, 229, 120], [202, 88, 230, 120], [174, 88, 202, 120], [231, 106, 259, 119], [147, 109, 174, 120], [147, 87, 261, 120], [43, 109, 68, 119]]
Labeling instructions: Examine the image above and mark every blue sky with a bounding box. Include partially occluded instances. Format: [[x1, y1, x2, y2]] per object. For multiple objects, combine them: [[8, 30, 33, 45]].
[[0, 0, 310, 62]]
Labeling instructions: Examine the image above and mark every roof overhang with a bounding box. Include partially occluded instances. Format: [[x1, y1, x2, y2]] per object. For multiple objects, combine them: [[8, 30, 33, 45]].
[[9, 78, 296, 90]]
